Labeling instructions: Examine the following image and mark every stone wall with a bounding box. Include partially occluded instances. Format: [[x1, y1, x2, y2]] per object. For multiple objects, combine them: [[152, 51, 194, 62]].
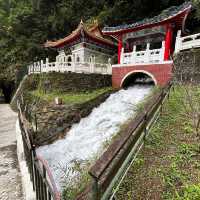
[[173, 49, 200, 83], [11, 72, 112, 110], [29, 72, 112, 93], [27, 90, 113, 146]]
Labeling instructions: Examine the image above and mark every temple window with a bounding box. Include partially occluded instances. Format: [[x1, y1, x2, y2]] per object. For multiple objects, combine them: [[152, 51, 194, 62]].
[[67, 56, 72, 66], [89, 55, 95, 63], [150, 42, 162, 50], [136, 44, 146, 51], [76, 56, 80, 62]]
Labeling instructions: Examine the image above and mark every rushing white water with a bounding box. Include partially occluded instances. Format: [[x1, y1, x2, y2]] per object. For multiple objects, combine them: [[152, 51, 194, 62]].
[[36, 85, 152, 191]]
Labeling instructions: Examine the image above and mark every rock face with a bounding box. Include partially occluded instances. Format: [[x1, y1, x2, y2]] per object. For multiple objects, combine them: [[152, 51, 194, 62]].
[[173, 49, 200, 83]]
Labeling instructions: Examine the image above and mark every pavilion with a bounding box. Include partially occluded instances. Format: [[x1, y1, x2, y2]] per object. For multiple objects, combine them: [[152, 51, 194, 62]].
[[101, 2, 192, 88]]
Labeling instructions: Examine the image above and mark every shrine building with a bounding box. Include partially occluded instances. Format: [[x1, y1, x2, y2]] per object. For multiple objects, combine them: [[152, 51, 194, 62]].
[[42, 21, 116, 74], [29, 2, 193, 89], [102, 2, 192, 88]]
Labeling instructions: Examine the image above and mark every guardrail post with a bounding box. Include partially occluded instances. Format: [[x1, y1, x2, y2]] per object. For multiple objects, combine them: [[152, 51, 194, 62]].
[[144, 114, 148, 139], [90, 175, 100, 200], [34, 113, 38, 134], [42, 165, 47, 200]]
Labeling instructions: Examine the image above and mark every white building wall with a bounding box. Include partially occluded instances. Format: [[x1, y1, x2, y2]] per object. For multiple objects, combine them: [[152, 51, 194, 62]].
[[55, 42, 113, 66], [71, 46, 111, 64]]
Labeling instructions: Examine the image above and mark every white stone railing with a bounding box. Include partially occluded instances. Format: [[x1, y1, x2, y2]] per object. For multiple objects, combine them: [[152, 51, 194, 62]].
[[28, 59, 112, 75], [121, 41, 165, 65], [175, 30, 200, 53]]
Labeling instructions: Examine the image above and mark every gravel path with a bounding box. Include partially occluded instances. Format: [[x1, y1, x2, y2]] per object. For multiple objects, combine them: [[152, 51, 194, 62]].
[[0, 104, 23, 200]]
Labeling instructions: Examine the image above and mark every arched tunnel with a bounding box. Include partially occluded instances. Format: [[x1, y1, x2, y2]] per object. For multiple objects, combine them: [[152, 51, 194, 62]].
[[121, 71, 156, 88], [0, 80, 15, 103]]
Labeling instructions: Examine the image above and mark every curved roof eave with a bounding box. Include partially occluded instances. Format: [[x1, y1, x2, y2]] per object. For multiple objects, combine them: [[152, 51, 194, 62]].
[[102, 2, 192, 36]]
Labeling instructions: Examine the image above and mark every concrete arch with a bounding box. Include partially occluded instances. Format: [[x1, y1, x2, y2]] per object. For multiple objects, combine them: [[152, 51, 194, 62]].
[[120, 70, 157, 88]]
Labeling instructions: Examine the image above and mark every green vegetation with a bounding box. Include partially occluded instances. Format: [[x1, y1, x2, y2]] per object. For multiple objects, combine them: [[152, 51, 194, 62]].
[[115, 86, 200, 200], [61, 160, 92, 200], [1, 0, 199, 81], [31, 87, 112, 105]]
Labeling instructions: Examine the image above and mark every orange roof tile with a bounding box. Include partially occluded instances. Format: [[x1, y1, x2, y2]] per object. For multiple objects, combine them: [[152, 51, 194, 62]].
[[44, 21, 115, 48]]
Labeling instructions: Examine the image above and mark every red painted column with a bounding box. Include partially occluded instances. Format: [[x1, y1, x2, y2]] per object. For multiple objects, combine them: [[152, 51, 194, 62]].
[[164, 24, 173, 61], [118, 35, 123, 64]]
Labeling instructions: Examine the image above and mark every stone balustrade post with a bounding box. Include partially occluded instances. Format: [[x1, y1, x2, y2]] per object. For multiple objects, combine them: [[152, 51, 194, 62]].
[[108, 58, 112, 74], [175, 30, 182, 53], [161, 41, 165, 61], [33, 62, 35, 73], [41, 60, 44, 73], [37, 61, 40, 73], [46, 58, 49, 72], [132, 45, 136, 64], [121, 48, 124, 64], [71, 56, 75, 72], [90, 62, 94, 73], [146, 43, 150, 63]]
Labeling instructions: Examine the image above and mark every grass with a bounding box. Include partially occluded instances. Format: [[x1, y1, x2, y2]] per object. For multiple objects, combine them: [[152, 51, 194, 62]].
[[62, 160, 92, 200], [115, 85, 200, 200], [31, 87, 112, 105]]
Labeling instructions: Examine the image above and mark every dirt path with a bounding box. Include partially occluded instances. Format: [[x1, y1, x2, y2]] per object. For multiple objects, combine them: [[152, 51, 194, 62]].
[[0, 104, 23, 200]]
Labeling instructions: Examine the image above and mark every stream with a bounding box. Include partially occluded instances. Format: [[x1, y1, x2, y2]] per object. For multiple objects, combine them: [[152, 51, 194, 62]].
[[36, 85, 152, 191]]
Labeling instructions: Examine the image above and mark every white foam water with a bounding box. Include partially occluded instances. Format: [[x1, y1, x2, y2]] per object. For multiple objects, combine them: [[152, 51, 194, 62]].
[[36, 85, 152, 191]]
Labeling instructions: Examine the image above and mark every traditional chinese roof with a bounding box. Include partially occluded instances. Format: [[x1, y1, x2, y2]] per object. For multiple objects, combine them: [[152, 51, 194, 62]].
[[102, 2, 192, 36], [45, 20, 115, 48]]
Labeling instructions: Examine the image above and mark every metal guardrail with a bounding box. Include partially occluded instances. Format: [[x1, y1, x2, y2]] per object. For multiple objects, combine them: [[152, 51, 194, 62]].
[[17, 101, 61, 200], [88, 83, 172, 200]]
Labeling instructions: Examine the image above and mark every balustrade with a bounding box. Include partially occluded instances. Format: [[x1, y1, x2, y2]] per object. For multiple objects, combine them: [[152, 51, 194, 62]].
[[175, 30, 200, 53], [121, 41, 165, 65], [28, 60, 112, 75]]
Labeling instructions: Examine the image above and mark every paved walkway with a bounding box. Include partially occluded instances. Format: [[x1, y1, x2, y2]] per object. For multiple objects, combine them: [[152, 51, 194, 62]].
[[0, 104, 23, 200]]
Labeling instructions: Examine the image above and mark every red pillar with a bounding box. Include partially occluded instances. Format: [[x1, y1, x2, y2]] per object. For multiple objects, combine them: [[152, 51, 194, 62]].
[[118, 35, 123, 64], [164, 24, 173, 61]]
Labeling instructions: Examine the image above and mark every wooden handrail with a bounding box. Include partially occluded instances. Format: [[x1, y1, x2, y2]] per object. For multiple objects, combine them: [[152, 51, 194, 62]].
[[89, 89, 165, 179]]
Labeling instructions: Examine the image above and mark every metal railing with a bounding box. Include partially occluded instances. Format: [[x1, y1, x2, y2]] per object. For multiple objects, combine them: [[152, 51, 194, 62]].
[[17, 101, 61, 200], [88, 83, 172, 200]]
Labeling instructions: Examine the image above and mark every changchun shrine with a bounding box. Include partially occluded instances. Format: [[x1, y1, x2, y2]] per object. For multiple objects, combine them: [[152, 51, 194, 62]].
[[28, 2, 193, 88], [44, 20, 116, 74]]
